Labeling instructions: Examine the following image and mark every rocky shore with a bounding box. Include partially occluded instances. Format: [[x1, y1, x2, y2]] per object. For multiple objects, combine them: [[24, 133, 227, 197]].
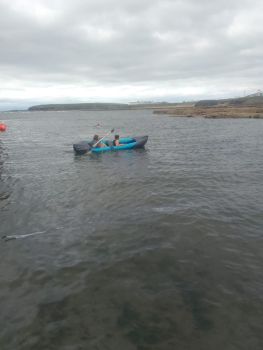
[[153, 105, 263, 119], [153, 94, 263, 118]]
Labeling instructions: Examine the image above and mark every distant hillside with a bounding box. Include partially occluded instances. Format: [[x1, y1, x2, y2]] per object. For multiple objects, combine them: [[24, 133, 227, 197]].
[[28, 103, 134, 111], [27, 102, 189, 111], [195, 95, 263, 107], [27, 95, 263, 112]]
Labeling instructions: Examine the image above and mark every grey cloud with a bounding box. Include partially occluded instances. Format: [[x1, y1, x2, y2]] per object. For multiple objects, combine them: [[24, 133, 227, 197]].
[[0, 0, 263, 107]]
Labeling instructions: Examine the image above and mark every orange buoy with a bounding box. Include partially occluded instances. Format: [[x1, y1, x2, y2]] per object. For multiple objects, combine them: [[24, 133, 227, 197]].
[[0, 123, 7, 132]]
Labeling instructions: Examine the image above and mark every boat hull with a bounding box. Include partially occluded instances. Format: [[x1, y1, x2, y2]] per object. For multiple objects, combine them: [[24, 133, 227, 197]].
[[73, 136, 148, 155]]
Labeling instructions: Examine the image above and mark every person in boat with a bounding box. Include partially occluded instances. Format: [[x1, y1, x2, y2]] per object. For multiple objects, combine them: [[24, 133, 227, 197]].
[[113, 134, 123, 146], [92, 134, 106, 148]]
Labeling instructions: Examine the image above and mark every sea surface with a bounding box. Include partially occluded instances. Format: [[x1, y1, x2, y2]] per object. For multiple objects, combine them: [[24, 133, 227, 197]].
[[0, 110, 263, 350]]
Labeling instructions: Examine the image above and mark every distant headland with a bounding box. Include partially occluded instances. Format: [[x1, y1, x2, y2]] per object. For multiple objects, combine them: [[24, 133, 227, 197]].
[[27, 93, 263, 118], [28, 103, 134, 111], [27, 102, 165, 112]]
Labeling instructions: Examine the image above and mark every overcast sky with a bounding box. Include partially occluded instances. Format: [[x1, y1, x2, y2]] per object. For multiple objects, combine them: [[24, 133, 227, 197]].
[[0, 0, 263, 109]]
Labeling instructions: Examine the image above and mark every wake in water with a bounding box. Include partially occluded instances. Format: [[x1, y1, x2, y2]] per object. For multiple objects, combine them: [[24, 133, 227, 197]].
[[2, 227, 64, 242]]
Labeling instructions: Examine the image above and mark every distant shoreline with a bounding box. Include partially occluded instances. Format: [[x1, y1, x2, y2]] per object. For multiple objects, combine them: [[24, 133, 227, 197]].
[[5, 94, 263, 118], [153, 106, 263, 119], [27, 102, 173, 112], [153, 94, 263, 119]]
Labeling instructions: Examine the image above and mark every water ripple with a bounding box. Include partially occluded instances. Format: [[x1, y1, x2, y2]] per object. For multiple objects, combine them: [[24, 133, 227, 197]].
[[0, 111, 263, 350]]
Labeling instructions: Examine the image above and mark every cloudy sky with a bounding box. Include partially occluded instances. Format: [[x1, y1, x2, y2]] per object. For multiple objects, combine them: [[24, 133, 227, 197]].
[[0, 0, 263, 109]]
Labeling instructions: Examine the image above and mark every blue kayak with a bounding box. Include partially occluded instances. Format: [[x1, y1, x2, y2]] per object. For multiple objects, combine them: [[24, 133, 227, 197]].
[[73, 136, 148, 155]]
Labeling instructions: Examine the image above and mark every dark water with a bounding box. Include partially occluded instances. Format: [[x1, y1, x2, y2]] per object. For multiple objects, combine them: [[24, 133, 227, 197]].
[[0, 110, 263, 350]]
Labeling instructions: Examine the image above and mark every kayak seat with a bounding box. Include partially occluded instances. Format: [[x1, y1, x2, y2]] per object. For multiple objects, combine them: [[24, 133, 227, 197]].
[[105, 140, 114, 146]]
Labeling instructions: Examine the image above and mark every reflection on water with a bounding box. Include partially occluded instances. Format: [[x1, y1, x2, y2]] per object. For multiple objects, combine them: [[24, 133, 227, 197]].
[[0, 111, 263, 350]]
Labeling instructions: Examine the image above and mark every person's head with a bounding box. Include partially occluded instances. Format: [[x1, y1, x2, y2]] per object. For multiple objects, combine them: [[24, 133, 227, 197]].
[[114, 134, 119, 140], [93, 134, 99, 141]]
